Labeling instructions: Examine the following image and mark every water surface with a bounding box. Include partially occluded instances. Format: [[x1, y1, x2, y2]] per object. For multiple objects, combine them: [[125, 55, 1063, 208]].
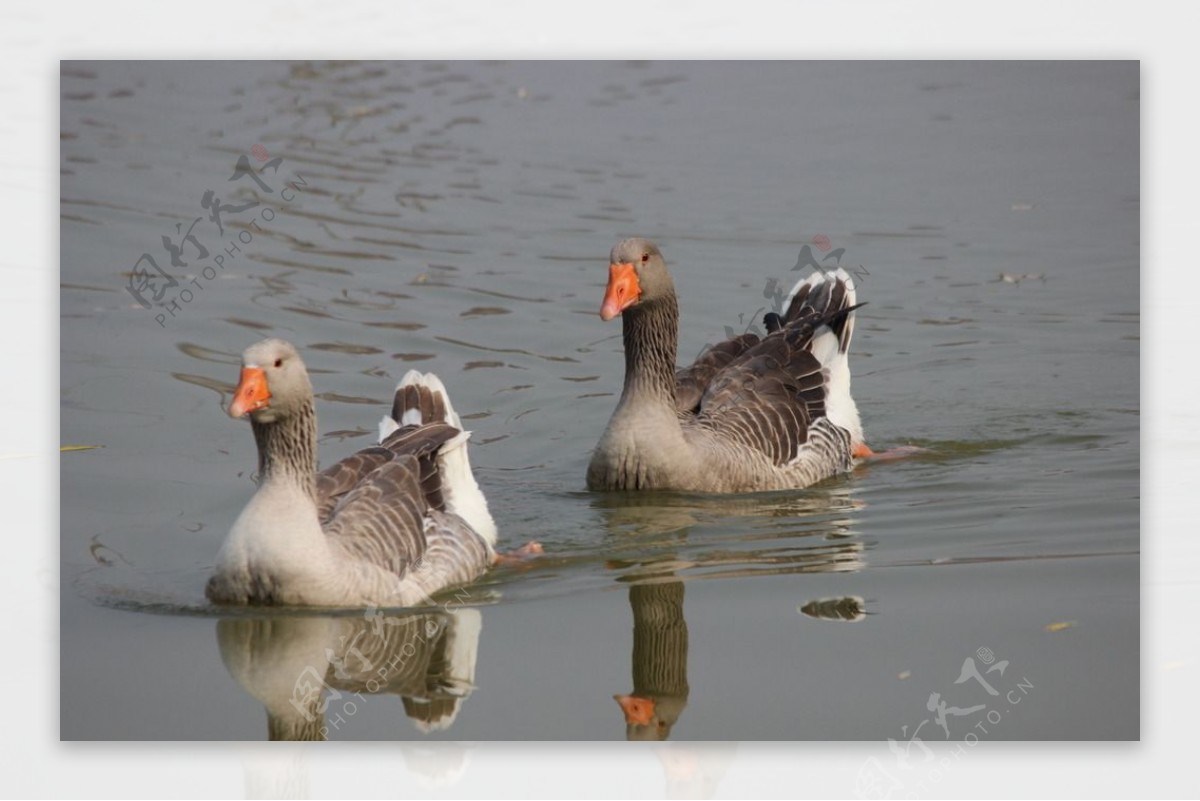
[[60, 61, 1138, 740]]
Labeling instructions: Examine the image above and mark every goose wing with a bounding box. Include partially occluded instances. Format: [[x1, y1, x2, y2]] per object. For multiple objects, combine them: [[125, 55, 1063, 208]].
[[674, 332, 761, 415], [315, 447, 393, 524], [674, 265, 855, 416], [691, 272, 862, 466], [691, 327, 829, 465], [321, 422, 460, 575]]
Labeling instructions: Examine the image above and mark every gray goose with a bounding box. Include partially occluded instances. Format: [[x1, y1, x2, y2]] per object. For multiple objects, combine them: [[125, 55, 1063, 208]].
[[587, 237, 871, 493], [206, 338, 497, 607]]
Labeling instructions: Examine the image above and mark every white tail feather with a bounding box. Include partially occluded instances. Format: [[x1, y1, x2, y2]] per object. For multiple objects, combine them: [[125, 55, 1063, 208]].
[[826, 349, 863, 449], [809, 328, 840, 368], [378, 415, 400, 442], [437, 431, 498, 546], [382, 372, 498, 544], [788, 268, 864, 449]]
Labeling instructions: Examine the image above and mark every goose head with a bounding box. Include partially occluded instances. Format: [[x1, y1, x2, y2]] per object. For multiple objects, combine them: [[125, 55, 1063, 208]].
[[599, 237, 675, 321], [228, 338, 313, 423]]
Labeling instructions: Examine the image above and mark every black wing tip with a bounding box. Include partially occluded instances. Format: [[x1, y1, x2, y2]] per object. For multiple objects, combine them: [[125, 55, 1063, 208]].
[[825, 300, 866, 325]]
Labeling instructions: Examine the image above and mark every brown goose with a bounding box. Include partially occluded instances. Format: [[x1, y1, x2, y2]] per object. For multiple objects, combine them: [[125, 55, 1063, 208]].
[[587, 237, 872, 493], [206, 338, 498, 607]]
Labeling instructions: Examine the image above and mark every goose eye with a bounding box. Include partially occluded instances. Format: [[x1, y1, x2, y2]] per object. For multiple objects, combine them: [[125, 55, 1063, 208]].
[[641, 253, 649, 263], [274, 358, 283, 368]]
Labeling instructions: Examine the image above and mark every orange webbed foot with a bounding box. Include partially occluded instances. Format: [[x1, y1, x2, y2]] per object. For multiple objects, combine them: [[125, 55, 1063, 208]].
[[492, 540, 544, 566], [854, 443, 928, 463]]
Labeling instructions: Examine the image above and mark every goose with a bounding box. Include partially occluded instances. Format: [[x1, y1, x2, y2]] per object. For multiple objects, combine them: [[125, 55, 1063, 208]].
[[206, 338, 504, 607], [587, 237, 874, 493]]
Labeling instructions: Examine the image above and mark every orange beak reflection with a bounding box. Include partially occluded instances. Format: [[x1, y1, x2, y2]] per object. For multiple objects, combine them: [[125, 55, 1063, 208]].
[[613, 694, 656, 726], [228, 367, 271, 418], [599, 262, 641, 321]]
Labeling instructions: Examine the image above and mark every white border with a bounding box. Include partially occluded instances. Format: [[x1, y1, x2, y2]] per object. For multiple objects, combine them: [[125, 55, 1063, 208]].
[[9, 1, 1195, 797]]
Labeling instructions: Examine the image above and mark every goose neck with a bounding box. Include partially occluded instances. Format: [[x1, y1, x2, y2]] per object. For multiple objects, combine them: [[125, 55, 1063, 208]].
[[250, 399, 318, 499], [620, 294, 680, 406]]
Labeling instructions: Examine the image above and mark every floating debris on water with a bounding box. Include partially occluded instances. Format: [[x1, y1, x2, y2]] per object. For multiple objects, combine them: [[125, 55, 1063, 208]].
[[996, 272, 1047, 284], [1045, 620, 1076, 633], [798, 596, 866, 622]]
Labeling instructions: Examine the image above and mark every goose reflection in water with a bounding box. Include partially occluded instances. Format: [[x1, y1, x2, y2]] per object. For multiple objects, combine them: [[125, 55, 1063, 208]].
[[216, 608, 481, 740], [614, 581, 690, 740], [593, 481, 867, 585], [599, 483, 868, 739]]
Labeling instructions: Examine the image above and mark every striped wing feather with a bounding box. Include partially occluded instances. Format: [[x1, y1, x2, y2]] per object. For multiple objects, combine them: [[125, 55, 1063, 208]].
[[674, 332, 760, 414], [691, 330, 828, 465], [684, 273, 861, 467], [323, 456, 431, 575], [315, 447, 393, 524], [408, 510, 495, 594], [319, 421, 463, 577]]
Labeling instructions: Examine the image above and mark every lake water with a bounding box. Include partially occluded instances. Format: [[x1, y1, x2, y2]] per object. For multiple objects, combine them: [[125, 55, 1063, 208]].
[[60, 60, 1138, 741]]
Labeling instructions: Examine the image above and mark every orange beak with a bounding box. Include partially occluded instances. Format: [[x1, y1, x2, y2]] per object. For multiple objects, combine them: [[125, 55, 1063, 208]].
[[613, 694, 656, 726], [599, 262, 641, 321], [228, 367, 271, 418]]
